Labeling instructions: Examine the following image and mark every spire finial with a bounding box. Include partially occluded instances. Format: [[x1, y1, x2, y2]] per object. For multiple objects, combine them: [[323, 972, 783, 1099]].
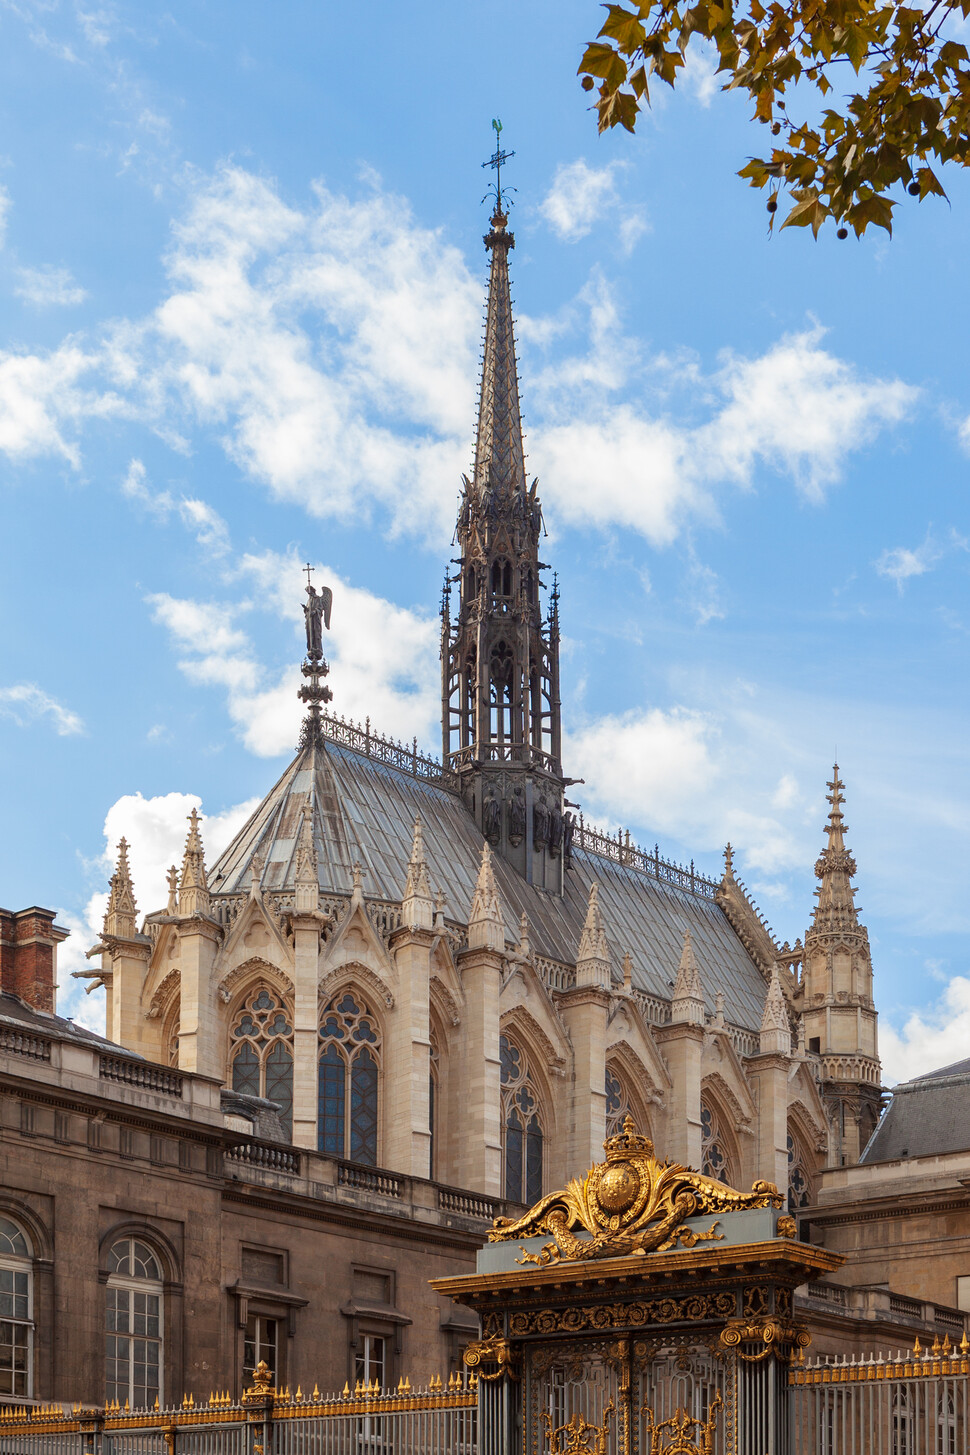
[[672, 927, 705, 1024], [179, 808, 209, 918], [298, 569, 334, 749], [104, 838, 138, 938], [166, 865, 179, 916], [482, 118, 515, 222], [576, 881, 611, 987], [468, 842, 504, 951], [403, 814, 433, 929]]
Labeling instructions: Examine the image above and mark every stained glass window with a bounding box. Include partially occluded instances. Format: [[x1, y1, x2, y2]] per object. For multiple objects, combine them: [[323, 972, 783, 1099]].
[[605, 1066, 635, 1136], [787, 1131, 813, 1211], [105, 1238, 163, 1409], [500, 1033, 544, 1204], [700, 1100, 736, 1186], [0, 1217, 32, 1398], [318, 992, 382, 1165], [230, 988, 294, 1137]]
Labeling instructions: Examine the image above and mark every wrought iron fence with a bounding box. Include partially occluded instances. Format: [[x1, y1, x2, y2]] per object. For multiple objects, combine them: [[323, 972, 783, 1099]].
[[789, 1336, 970, 1455], [0, 1377, 477, 1455]]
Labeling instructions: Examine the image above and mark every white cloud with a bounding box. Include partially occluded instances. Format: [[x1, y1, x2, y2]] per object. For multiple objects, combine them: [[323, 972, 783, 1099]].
[[0, 343, 119, 464], [680, 43, 720, 107], [881, 975, 970, 1083], [0, 184, 10, 248], [15, 265, 87, 307], [56, 789, 261, 1031], [0, 683, 84, 735], [120, 457, 230, 554], [959, 415, 970, 452], [541, 160, 622, 242], [876, 540, 941, 590], [147, 549, 439, 758]]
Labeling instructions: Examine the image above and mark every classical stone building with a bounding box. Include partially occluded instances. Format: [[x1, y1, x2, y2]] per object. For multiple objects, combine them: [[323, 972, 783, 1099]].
[[5, 188, 937, 1411]]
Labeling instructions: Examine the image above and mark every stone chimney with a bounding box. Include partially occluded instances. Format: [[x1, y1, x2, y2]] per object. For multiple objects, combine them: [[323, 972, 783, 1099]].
[[0, 905, 68, 1013]]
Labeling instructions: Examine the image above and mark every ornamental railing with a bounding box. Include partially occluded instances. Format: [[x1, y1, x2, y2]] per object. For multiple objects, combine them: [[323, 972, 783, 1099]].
[[790, 1336, 970, 1455], [319, 713, 461, 791], [0, 1026, 52, 1063], [571, 821, 721, 900], [226, 1139, 301, 1176], [0, 1374, 477, 1455]]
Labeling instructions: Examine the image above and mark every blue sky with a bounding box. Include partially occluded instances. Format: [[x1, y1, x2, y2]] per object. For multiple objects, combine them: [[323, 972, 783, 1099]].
[[2, 0, 970, 1079]]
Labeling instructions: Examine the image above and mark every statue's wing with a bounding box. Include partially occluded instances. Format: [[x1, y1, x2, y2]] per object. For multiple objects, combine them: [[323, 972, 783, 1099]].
[[320, 586, 333, 631]]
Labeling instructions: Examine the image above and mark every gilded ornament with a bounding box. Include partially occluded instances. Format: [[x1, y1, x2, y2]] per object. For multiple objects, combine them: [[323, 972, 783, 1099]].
[[719, 1318, 811, 1362], [540, 1398, 615, 1455], [463, 1334, 519, 1381], [640, 1392, 721, 1455], [775, 1214, 797, 1239], [242, 1360, 274, 1400], [490, 1117, 782, 1266]]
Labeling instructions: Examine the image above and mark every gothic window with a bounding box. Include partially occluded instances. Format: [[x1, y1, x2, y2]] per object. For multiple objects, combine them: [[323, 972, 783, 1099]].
[[105, 1238, 163, 1409], [490, 641, 514, 742], [787, 1130, 814, 1211], [491, 558, 512, 599], [700, 1100, 737, 1187], [0, 1217, 33, 1398], [605, 1066, 632, 1136], [230, 988, 294, 1138], [429, 1033, 439, 1181], [318, 992, 382, 1165], [500, 1034, 543, 1205]]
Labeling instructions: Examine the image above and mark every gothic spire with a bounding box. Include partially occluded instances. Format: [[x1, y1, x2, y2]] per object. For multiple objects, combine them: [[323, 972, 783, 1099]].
[[402, 814, 434, 931], [294, 812, 319, 915], [468, 842, 504, 951], [471, 200, 526, 497], [178, 808, 210, 918], [104, 838, 138, 939], [760, 964, 792, 1055], [811, 763, 861, 934], [672, 928, 705, 1026]]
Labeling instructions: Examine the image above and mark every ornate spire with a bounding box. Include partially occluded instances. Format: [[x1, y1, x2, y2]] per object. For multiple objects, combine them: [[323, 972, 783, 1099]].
[[576, 882, 611, 988], [474, 120, 524, 497], [178, 808, 210, 918], [468, 842, 504, 951], [811, 763, 860, 934], [622, 950, 633, 993], [402, 815, 434, 931], [672, 928, 705, 1026], [294, 813, 318, 915], [760, 964, 792, 1055], [104, 839, 138, 939], [298, 565, 334, 749], [166, 865, 179, 916]]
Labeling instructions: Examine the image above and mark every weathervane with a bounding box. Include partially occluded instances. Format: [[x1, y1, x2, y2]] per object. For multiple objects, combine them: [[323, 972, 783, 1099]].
[[298, 564, 334, 747], [482, 118, 515, 214]]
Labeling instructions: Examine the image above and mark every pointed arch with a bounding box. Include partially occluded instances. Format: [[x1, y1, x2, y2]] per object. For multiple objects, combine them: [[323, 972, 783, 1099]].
[[604, 1051, 654, 1140], [228, 983, 294, 1138], [318, 988, 383, 1165], [318, 961, 394, 1013], [700, 1082, 743, 1189], [499, 1028, 546, 1206], [219, 958, 294, 1009], [786, 1100, 825, 1210]]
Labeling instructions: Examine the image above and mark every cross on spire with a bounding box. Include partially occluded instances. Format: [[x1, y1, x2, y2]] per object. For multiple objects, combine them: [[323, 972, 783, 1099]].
[[482, 118, 515, 217]]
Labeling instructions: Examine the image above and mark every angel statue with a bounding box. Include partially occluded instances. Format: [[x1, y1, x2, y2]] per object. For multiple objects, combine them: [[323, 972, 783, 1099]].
[[303, 581, 333, 660]]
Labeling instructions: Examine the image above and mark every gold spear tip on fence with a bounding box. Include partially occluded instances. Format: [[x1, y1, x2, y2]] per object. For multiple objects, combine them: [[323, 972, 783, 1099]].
[[913, 1336, 921, 1355]]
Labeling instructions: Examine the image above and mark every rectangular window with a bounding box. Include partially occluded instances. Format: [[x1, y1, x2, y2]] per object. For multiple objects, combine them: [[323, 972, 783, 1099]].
[[355, 1334, 385, 1390], [243, 1315, 279, 1387], [105, 1286, 161, 1407], [0, 1320, 30, 1397]]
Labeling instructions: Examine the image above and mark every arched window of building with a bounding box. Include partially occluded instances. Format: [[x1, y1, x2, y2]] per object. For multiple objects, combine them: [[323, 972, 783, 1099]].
[[230, 987, 294, 1138], [429, 1032, 439, 1181], [318, 992, 382, 1165], [490, 642, 514, 742], [500, 1033, 543, 1206], [700, 1099, 738, 1187], [491, 558, 512, 599], [0, 1216, 33, 1398], [787, 1128, 814, 1211], [105, 1237, 164, 1409], [605, 1066, 633, 1137]]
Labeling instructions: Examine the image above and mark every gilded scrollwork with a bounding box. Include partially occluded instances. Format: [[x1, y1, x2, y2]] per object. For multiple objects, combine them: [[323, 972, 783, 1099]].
[[540, 1398, 615, 1455], [641, 1392, 722, 1455], [463, 1334, 519, 1381], [718, 1318, 811, 1362], [508, 1290, 737, 1338], [490, 1117, 782, 1266]]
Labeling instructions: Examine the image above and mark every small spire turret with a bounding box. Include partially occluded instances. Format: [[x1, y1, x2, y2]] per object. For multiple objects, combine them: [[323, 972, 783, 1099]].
[[104, 839, 138, 939], [760, 965, 792, 1055], [294, 814, 318, 915], [178, 809, 210, 918], [672, 929, 705, 1026], [576, 882, 611, 988], [468, 843, 504, 951], [402, 815, 434, 931]]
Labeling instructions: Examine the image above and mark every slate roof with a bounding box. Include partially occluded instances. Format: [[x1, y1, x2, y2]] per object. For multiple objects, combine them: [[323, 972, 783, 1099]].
[[208, 736, 771, 1032], [0, 990, 133, 1055], [861, 1062, 970, 1163]]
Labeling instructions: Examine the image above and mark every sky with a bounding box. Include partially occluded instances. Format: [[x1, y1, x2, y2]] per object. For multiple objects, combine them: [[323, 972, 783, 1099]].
[[2, 1, 970, 1083]]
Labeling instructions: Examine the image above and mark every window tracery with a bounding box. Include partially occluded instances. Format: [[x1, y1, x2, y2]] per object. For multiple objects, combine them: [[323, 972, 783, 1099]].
[[0, 1216, 32, 1398], [605, 1065, 632, 1137], [105, 1237, 163, 1409], [500, 1033, 543, 1205], [787, 1129, 814, 1210], [700, 1100, 737, 1187], [230, 988, 294, 1138], [318, 992, 382, 1165]]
